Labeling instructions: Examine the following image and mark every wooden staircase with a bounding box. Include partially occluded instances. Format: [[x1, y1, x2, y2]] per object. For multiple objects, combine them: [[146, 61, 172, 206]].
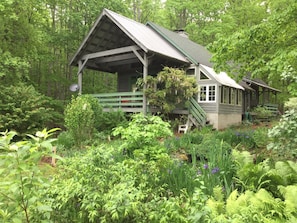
[[178, 98, 207, 133]]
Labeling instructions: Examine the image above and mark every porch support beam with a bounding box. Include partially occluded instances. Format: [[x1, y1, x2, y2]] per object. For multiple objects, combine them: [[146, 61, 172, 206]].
[[81, 45, 140, 60], [78, 60, 83, 95], [142, 53, 148, 115]]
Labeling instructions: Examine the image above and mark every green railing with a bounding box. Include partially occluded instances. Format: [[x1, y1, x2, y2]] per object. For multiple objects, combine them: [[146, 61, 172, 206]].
[[92, 92, 144, 112], [189, 97, 207, 127]]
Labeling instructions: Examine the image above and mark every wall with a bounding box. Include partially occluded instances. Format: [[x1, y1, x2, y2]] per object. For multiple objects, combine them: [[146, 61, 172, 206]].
[[207, 113, 242, 130]]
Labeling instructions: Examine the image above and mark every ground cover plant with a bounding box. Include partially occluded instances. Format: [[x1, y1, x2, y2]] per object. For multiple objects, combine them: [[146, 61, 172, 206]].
[[1, 111, 297, 222]]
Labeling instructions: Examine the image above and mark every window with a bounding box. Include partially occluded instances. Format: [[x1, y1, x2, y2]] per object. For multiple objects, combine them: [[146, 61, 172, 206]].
[[237, 90, 242, 105], [221, 86, 242, 106], [200, 71, 209, 80], [199, 85, 216, 102], [199, 86, 207, 101], [221, 86, 230, 104], [209, 85, 216, 101], [186, 68, 195, 76], [231, 88, 236, 105]]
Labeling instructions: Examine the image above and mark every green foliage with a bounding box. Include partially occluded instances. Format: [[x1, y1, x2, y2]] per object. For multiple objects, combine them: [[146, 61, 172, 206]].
[[253, 127, 269, 149], [233, 150, 297, 198], [0, 128, 60, 222], [285, 97, 297, 110], [252, 106, 273, 119], [206, 188, 293, 223], [267, 109, 297, 159], [139, 67, 198, 114], [46, 144, 194, 223], [0, 84, 63, 137], [112, 113, 172, 160], [64, 95, 101, 147], [96, 109, 127, 133]]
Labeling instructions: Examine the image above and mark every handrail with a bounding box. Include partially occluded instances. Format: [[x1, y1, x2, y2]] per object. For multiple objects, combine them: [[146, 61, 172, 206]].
[[189, 97, 207, 127], [92, 92, 144, 111]]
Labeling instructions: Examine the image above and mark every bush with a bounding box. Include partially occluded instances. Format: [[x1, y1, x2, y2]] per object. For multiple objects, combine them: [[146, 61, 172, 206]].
[[267, 109, 297, 159], [0, 129, 59, 222], [0, 84, 63, 137], [112, 114, 172, 160]]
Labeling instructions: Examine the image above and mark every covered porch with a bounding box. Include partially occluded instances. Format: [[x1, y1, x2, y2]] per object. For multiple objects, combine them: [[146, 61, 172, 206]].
[[240, 77, 281, 117]]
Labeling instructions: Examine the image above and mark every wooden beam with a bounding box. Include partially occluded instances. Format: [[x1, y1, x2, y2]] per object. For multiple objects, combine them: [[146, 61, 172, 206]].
[[81, 45, 140, 60], [96, 53, 136, 63]]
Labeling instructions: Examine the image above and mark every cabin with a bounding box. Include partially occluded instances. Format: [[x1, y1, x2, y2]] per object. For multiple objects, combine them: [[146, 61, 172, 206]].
[[69, 9, 277, 130]]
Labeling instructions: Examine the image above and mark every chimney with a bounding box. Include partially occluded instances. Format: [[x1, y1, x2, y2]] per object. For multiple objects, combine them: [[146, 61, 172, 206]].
[[174, 29, 189, 38]]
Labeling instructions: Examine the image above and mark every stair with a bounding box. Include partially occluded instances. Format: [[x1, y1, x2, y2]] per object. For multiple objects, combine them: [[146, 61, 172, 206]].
[[178, 98, 207, 133]]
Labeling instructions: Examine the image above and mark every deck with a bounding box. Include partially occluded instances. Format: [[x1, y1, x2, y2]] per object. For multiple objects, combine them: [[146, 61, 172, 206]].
[[92, 92, 145, 113]]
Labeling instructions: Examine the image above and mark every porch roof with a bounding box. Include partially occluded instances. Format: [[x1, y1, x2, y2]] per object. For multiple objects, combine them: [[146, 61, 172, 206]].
[[242, 77, 281, 92], [70, 8, 188, 72]]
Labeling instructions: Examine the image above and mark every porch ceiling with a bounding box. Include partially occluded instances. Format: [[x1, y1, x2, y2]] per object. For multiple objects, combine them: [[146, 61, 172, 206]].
[[70, 9, 189, 73]]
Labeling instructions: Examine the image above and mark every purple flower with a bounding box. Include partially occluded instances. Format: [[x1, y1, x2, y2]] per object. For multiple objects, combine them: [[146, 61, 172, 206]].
[[235, 132, 240, 136], [203, 163, 209, 169], [211, 167, 220, 174]]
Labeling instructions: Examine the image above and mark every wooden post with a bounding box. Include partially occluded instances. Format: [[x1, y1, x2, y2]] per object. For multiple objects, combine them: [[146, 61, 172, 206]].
[[78, 60, 83, 95], [143, 53, 148, 115]]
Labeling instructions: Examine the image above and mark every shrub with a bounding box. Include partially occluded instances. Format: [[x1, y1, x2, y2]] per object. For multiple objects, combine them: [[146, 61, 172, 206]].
[[0, 129, 59, 222], [64, 95, 100, 147], [267, 109, 297, 159], [112, 114, 172, 160], [0, 84, 62, 137]]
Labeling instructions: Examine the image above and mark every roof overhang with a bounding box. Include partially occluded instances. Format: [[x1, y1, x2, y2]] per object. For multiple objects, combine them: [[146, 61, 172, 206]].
[[70, 9, 188, 73], [242, 77, 281, 92]]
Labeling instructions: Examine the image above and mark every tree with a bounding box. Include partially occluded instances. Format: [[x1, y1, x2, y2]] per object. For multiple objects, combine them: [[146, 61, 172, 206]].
[[209, 1, 297, 97]]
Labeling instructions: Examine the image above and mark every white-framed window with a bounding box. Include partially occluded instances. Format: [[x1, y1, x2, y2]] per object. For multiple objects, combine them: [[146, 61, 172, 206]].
[[199, 85, 216, 102], [199, 71, 210, 80]]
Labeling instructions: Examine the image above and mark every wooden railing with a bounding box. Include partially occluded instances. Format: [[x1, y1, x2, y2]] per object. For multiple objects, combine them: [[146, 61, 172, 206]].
[[92, 91, 144, 112], [189, 97, 207, 127]]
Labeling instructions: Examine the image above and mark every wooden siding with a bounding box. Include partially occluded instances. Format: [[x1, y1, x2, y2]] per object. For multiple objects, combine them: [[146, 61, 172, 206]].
[[199, 102, 218, 113], [218, 104, 242, 114]]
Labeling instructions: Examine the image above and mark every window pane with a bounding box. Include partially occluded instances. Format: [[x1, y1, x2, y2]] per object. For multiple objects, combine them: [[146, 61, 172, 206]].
[[237, 90, 242, 105], [231, 88, 236, 104], [223, 87, 229, 104], [199, 86, 207, 101], [209, 85, 216, 101], [200, 71, 209, 80]]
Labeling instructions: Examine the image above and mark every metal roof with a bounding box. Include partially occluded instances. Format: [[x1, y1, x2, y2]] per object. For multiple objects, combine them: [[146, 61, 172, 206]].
[[201, 64, 244, 90], [70, 9, 188, 69], [242, 77, 281, 92], [147, 22, 213, 67]]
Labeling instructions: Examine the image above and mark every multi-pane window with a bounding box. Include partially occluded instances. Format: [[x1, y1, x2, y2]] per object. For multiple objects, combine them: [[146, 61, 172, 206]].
[[199, 85, 216, 102], [220, 86, 242, 105], [209, 86, 216, 101], [199, 86, 207, 101]]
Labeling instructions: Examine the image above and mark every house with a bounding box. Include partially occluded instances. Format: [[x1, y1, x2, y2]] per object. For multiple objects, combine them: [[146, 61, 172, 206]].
[[69, 9, 251, 130]]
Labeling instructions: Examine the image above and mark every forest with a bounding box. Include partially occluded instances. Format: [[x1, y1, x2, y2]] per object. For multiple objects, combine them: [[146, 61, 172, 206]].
[[1, 0, 297, 222]]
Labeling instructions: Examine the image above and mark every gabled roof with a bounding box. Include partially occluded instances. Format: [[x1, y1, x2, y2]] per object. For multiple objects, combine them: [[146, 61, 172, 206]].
[[147, 22, 213, 67], [70, 9, 188, 68], [200, 64, 244, 90]]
